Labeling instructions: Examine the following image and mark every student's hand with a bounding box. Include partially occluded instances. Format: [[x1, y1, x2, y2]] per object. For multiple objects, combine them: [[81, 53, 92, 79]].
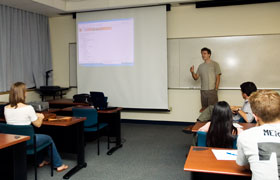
[[33, 113, 45, 128], [190, 65, 194, 73], [36, 113, 45, 119], [231, 106, 241, 114], [231, 106, 238, 112]]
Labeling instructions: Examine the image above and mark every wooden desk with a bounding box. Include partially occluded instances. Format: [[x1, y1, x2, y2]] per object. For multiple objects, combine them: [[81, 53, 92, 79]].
[[0, 133, 30, 180], [0, 117, 87, 179], [44, 108, 61, 113], [48, 99, 89, 108], [182, 124, 195, 134], [98, 107, 123, 155], [47, 99, 124, 155], [192, 122, 256, 132], [0, 133, 30, 149], [58, 106, 123, 155], [36, 117, 87, 179], [42, 116, 86, 126], [60, 106, 122, 114], [185, 146, 251, 179]]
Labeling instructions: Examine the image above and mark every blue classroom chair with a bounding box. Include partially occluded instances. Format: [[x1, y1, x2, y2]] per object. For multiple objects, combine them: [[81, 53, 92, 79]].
[[0, 123, 53, 180], [72, 108, 110, 155], [197, 131, 237, 149]]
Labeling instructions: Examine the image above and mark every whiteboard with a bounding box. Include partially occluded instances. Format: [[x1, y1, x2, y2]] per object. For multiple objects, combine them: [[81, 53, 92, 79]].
[[168, 34, 280, 89], [69, 43, 77, 87]]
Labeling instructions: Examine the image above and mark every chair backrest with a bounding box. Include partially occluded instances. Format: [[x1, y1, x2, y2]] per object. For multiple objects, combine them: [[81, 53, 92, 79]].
[[72, 108, 98, 128], [0, 103, 8, 118], [73, 93, 90, 103], [251, 119, 257, 123], [197, 131, 238, 149], [233, 138, 237, 149], [0, 123, 34, 148], [90, 91, 108, 110], [197, 131, 207, 147]]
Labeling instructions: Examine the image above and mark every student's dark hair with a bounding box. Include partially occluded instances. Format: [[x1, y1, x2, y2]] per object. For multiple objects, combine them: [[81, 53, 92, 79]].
[[201, 47, 211, 55], [240, 82, 257, 96], [206, 101, 237, 148]]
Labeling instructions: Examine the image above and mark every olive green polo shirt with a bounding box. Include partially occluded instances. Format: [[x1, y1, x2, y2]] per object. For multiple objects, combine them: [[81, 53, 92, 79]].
[[196, 60, 221, 90]]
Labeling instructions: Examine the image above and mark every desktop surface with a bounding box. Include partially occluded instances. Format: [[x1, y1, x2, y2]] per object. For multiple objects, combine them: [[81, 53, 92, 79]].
[[42, 116, 86, 126], [0, 133, 30, 149], [192, 122, 256, 132], [184, 146, 251, 176]]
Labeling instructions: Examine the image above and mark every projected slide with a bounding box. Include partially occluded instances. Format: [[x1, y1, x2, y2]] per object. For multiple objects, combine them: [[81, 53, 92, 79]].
[[78, 18, 134, 66]]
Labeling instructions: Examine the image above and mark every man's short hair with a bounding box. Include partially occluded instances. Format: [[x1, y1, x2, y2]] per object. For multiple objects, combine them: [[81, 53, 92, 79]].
[[201, 47, 211, 55], [240, 82, 257, 96], [249, 90, 280, 123]]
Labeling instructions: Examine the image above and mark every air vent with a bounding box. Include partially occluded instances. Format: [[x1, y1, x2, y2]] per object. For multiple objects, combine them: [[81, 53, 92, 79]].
[[195, 0, 280, 8]]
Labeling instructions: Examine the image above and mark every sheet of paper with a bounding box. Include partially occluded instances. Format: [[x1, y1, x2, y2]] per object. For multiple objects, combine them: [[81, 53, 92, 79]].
[[233, 123, 243, 128], [212, 149, 238, 160]]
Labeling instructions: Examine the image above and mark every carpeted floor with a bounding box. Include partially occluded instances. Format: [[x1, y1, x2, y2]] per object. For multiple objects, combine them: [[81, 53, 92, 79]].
[[27, 123, 192, 180]]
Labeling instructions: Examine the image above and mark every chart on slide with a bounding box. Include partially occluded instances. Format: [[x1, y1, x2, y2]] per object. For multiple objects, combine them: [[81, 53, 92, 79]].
[[78, 18, 134, 66]]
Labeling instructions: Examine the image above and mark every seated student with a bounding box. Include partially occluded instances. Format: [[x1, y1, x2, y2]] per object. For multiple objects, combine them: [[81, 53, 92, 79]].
[[4, 82, 68, 172], [236, 90, 280, 180], [197, 81, 257, 123], [231, 81, 257, 123], [199, 101, 243, 148]]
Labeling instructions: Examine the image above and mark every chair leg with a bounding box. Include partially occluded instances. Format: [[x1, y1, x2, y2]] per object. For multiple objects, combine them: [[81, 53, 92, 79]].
[[34, 135, 37, 180], [107, 135, 110, 150], [107, 127, 110, 150], [97, 131, 100, 155], [50, 144, 53, 176], [34, 151, 37, 180]]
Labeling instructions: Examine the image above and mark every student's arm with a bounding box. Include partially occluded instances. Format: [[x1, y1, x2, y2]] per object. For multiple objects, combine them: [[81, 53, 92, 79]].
[[31, 113, 44, 128], [243, 103, 255, 123], [236, 127, 244, 135], [215, 74, 221, 90], [242, 164, 250, 170], [236, 135, 250, 169], [198, 122, 211, 132], [190, 65, 199, 80], [237, 110, 250, 122], [215, 62, 222, 90], [231, 106, 242, 113], [237, 160, 250, 170], [238, 102, 255, 123]]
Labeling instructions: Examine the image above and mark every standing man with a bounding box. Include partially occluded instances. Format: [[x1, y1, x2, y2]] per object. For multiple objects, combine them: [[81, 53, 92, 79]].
[[190, 47, 221, 112]]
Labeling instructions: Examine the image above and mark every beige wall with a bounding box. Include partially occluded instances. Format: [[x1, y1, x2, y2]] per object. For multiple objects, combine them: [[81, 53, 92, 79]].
[[48, 2, 280, 122], [167, 2, 280, 38], [49, 16, 76, 87], [0, 91, 41, 103]]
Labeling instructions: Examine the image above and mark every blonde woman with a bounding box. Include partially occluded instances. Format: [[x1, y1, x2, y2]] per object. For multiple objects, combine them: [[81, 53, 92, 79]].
[[4, 82, 68, 172]]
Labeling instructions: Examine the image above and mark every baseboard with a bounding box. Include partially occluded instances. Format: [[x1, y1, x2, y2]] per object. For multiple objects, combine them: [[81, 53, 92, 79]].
[[121, 119, 194, 126]]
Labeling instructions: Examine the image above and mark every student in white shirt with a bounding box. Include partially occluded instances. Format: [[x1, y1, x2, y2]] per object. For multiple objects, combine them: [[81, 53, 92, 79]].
[[4, 82, 68, 172], [236, 90, 280, 180], [231, 81, 257, 123]]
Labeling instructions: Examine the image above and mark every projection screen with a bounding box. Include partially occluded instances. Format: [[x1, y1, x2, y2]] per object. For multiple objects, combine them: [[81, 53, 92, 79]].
[[76, 6, 168, 109]]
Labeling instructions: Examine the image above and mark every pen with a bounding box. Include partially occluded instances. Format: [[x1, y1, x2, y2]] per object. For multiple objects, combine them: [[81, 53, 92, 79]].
[[226, 152, 237, 156]]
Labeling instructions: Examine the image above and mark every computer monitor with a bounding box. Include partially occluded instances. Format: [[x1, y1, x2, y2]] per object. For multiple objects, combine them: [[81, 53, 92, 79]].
[[27, 101, 49, 112], [0, 103, 8, 118], [90, 92, 108, 110]]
